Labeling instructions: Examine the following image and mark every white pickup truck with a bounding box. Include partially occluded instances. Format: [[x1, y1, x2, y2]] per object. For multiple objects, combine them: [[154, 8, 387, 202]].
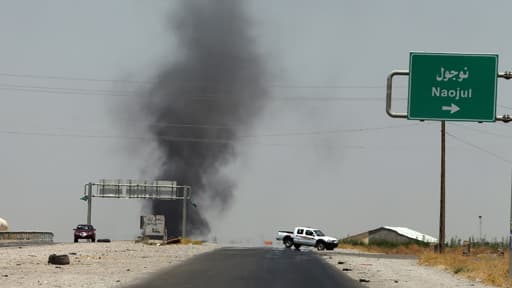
[[276, 226, 339, 250]]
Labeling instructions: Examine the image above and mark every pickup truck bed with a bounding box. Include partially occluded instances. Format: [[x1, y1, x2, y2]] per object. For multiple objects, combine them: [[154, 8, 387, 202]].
[[276, 231, 293, 241]]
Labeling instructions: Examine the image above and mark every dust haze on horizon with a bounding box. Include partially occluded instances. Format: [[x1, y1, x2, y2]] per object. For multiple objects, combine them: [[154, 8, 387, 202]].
[[0, 0, 512, 244]]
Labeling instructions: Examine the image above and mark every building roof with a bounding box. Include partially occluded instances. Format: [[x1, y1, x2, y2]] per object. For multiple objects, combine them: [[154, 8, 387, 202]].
[[382, 226, 438, 243]]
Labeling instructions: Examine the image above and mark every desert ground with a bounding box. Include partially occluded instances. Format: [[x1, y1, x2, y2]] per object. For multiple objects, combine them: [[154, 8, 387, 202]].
[[0, 242, 498, 287], [0, 241, 217, 288], [321, 248, 495, 288]]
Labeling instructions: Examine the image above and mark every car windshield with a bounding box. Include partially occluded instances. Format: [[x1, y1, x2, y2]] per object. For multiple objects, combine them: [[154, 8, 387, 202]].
[[314, 230, 325, 236], [77, 225, 92, 230]]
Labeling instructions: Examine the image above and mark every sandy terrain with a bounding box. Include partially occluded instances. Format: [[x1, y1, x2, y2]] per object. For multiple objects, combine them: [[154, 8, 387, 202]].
[[320, 249, 495, 288], [0, 241, 217, 288]]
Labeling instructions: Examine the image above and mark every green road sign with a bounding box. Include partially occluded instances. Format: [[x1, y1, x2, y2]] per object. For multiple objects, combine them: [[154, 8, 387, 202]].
[[408, 52, 498, 122]]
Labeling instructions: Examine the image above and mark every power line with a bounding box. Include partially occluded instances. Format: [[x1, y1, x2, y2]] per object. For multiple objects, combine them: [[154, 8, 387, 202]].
[[0, 71, 409, 101], [0, 84, 404, 101], [241, 122, 426, 138], [0, 72, 151, 85], [0, 86, 133, 97], [107, 121, 423, 136], [0, 129, 233, 144], [498, 104, 512, 111], [0, 71, 404, 90], [450, 123, 512, 139], [0, 129, 363, 149], [149, 122, 233, 130], [0, 83, 136, 94], [0, 84, 136, 97], [446, 131, 512, 165], [190, 95, 405, 102], [269, 84, 403, 89], [0, 123, 426, 144]]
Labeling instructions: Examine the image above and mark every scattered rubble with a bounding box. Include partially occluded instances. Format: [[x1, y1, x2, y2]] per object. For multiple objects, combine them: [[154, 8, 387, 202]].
[[322, 249, 494, 287], [48, 254, 70, 265], [0, 240, 218, 287]]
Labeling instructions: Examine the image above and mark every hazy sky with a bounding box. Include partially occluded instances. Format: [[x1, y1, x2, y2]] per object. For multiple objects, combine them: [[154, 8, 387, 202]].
[[2, 0, 512, 243]]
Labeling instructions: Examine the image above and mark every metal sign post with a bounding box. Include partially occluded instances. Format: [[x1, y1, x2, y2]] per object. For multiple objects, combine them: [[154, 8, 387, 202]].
[[182, 188, 187, 239], [81, 180, 192, 238], [439, 121, 446, 253], [386, 52, 512, 254]]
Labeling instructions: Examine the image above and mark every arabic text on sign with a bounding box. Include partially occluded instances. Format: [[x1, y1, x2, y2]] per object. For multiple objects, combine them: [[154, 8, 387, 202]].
[[435, 67, 469, 82]]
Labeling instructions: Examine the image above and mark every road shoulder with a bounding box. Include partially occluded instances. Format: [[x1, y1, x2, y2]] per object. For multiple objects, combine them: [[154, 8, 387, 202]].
[[320, 249, 495, 288]]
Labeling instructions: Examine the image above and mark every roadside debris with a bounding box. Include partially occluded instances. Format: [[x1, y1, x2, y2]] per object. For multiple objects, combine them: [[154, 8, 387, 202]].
[[48, 254, 70, 265], [462, 241, 471, 256], [166, 238, 181, 244], [141, 238, 204, 246]]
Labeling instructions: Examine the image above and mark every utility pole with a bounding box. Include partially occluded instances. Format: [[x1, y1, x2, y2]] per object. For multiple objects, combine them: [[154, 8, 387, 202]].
[[87, 183, 93, 225], [478, 215, 482, 243], [439, 121, 446, 253], [182, 187, 188, 239], [509, 169, 512, 278], [386, 54, 512, 256]]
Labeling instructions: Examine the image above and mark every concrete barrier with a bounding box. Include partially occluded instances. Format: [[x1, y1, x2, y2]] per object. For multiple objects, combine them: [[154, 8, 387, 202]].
[[0, 232, 54, 243]]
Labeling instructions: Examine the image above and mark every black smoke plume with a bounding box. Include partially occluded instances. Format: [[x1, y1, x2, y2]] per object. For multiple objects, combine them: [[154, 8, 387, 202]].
[[143, 0, 267, 237]]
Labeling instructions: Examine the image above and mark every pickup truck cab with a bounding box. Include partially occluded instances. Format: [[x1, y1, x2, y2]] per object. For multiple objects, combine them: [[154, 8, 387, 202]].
[[276, 226, 338, 250]]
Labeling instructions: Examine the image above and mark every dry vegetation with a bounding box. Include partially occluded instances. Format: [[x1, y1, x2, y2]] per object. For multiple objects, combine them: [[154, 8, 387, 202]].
[[338, 242, 428, 255], [339, 243, 512, 287], [420, 246, 512, 287]]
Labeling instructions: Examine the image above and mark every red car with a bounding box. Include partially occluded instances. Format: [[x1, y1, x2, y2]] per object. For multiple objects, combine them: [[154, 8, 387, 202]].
[[74, 224, 96, 242]]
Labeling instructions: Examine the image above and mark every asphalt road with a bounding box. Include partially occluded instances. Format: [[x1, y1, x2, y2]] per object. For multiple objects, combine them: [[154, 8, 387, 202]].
[[127, 247, 364, 288]]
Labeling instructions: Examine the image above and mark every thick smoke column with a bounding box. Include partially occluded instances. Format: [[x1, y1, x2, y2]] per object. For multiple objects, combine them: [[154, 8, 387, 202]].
[[143, 0, 267, 237]]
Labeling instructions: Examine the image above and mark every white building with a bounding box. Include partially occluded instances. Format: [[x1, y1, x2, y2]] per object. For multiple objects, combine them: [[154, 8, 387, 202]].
[[343, 226, 437, 245]]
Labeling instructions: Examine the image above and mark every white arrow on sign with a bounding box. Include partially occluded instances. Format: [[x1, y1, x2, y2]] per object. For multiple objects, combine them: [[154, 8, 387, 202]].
[[441, 103, 460, 114]]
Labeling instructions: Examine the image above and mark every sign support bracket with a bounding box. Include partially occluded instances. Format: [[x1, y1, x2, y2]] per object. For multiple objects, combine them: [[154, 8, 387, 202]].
[[386, 63, 512, 254], [386, 70, 512, 122]]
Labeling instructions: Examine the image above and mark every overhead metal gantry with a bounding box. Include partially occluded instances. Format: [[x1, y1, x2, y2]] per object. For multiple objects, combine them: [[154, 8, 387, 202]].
[[82, 180, 191, 238]]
